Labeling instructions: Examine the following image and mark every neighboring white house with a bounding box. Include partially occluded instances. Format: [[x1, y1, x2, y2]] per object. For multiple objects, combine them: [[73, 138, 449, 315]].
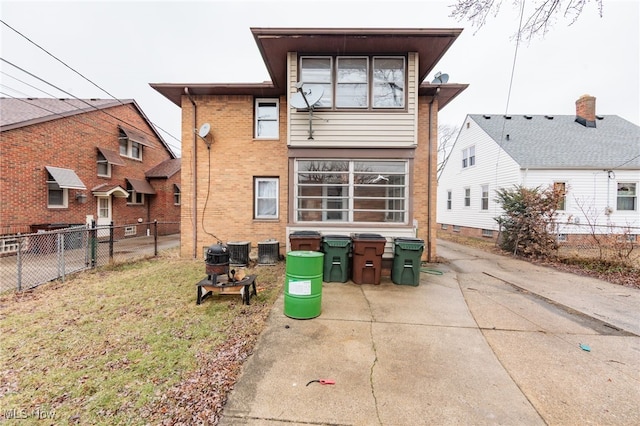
[[437, 95, 640, 241]]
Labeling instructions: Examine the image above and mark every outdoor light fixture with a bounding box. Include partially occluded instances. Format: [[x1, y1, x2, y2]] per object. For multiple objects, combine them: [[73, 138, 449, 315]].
[[76, 193, 87, 204]]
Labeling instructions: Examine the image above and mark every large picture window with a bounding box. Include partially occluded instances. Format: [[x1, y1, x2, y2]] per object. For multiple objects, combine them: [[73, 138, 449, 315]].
[[295, 160, 407, 223], [255, 177, 279, 219], [300, 55, 405, 110]]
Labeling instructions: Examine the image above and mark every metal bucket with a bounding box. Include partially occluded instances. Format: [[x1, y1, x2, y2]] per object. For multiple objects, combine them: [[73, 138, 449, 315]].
[[284, 251, 324, 319]]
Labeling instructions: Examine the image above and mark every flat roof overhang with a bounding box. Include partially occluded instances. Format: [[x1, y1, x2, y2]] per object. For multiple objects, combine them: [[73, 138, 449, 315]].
[[151, 27, 467, 110]]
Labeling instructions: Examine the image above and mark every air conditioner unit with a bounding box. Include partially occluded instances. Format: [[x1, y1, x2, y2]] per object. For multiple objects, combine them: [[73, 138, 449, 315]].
[[258, 240, 279, 265], [227, 241, 251, 266]]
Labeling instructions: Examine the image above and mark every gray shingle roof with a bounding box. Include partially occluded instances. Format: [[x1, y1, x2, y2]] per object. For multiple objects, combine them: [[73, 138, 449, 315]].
[[0, 98, 127, 130], [470, 114, 640, 169]]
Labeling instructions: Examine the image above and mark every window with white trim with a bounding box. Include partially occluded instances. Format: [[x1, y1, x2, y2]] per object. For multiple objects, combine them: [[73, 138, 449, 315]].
[[300, 55, 405, 110], [295, 160, 407, 223], [255, 99, 279, 139], [255, 177, 279, 219], [617, 182, 637, 211], [481, 185, 489, 210], [119, 129, 142, 160], [464, 187, 471, 207], [447, 190, 452, 210], [47, 172, 68, 208], [462, 145, 475, 168]]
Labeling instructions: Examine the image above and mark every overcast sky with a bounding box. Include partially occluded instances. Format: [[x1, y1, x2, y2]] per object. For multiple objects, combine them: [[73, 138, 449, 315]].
[[1, 0, 638, 157]]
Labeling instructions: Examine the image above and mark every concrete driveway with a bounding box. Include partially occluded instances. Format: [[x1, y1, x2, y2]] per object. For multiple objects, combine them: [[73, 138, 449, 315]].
[[220, 239, 640, 425]]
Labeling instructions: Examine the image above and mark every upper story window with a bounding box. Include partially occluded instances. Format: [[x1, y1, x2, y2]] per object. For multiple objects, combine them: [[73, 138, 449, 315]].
[[617, 182, 637, 211], [300, 55, 405, 110], [462, 145, 475, 168], [255, 99, 279, 139], [97, 152, 111, 177], [119, 129, 142, 160]]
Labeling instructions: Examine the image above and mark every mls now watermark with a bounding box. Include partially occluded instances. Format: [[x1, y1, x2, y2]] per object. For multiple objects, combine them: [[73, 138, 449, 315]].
[[3, 407, 57, 420]]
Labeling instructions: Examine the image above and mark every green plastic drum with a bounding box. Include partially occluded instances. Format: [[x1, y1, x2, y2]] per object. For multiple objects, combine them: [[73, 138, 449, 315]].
[[284, 251, 324, 319]]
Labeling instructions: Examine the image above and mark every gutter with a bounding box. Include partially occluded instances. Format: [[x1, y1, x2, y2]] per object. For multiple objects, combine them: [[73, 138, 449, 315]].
[[185, 88, 198, 259]]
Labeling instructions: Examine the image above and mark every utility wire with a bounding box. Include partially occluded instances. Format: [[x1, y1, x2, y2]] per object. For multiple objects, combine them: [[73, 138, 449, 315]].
[[0, 75, 181, 154], [1, 19, 181, 153], [1, 19, 122, 104], [1, 57, 180, 154]]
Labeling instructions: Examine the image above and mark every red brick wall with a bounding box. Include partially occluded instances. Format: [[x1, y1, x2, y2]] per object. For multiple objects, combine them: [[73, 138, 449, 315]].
[[0, 103, 178, 235]]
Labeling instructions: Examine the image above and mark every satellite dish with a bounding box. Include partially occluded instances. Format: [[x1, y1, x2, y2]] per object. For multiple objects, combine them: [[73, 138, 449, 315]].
[[431, 72, 449, 84], [198, 123, 211, 138], [290, 83, 324, 109]]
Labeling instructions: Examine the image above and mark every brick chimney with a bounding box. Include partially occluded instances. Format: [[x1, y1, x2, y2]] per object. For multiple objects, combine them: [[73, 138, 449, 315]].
[[575, 94, 596, 128]]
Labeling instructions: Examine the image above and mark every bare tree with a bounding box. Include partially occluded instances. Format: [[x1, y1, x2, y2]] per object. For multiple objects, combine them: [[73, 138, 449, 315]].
[[437, 124, 459, 181], [449, 0, 604, 40]]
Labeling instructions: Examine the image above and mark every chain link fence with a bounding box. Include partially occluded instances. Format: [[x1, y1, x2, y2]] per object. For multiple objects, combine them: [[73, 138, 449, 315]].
[[0, 221, 179, 293], [554, 222, 639, 266]]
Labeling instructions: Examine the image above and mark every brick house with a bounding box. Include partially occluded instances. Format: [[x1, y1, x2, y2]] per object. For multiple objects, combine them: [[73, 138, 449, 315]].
[[0, 98, 180, 242], [151, 28, 467, 262], [437, 95, 640, 241]]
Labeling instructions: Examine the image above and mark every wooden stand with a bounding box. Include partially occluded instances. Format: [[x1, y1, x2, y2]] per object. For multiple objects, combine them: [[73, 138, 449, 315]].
[[196, 274, 257, 305]]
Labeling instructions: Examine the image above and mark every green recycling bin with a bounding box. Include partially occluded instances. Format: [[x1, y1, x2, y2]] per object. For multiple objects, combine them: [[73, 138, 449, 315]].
[[391, 237, 424, 286], [322, 235, 351, 283], [284, 251, 324, 319]]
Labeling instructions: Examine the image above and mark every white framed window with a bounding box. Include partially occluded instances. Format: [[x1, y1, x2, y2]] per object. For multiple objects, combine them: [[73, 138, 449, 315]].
[[452, 225, 461, 232], [255, 177, 279, 219], [464, 187, 471, 207], [255, 98, 279, 139], [119, 130, 142, 160], [481, 185, 489, 210], [373, 57, 405, 108], [482, 229, 493, 237], [97, 152, 111, 177], [295, 160, 407, 223], [126, 181, 144, 205], [98, 197, 110, 219], [173, 184, 181, 205], [554, 182, 566, 210], [447, 190, 452, 210], [557, 233, 568, 242], [462, 146, 475, 168], [441, 224, 448, 230], [336, 57, 368, 108], [617, 182, 637, 211]]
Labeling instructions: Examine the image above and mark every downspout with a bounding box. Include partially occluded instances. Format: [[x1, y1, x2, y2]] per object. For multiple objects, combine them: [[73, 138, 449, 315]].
[[427, 88, 440, 262], [185, 87, 198, 259]]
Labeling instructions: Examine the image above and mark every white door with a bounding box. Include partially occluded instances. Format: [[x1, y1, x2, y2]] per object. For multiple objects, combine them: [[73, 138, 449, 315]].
[[96, 196, 112, 237]]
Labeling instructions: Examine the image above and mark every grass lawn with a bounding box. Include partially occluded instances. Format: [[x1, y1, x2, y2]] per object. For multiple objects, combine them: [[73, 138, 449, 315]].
[[0, 249, 284, 424]]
